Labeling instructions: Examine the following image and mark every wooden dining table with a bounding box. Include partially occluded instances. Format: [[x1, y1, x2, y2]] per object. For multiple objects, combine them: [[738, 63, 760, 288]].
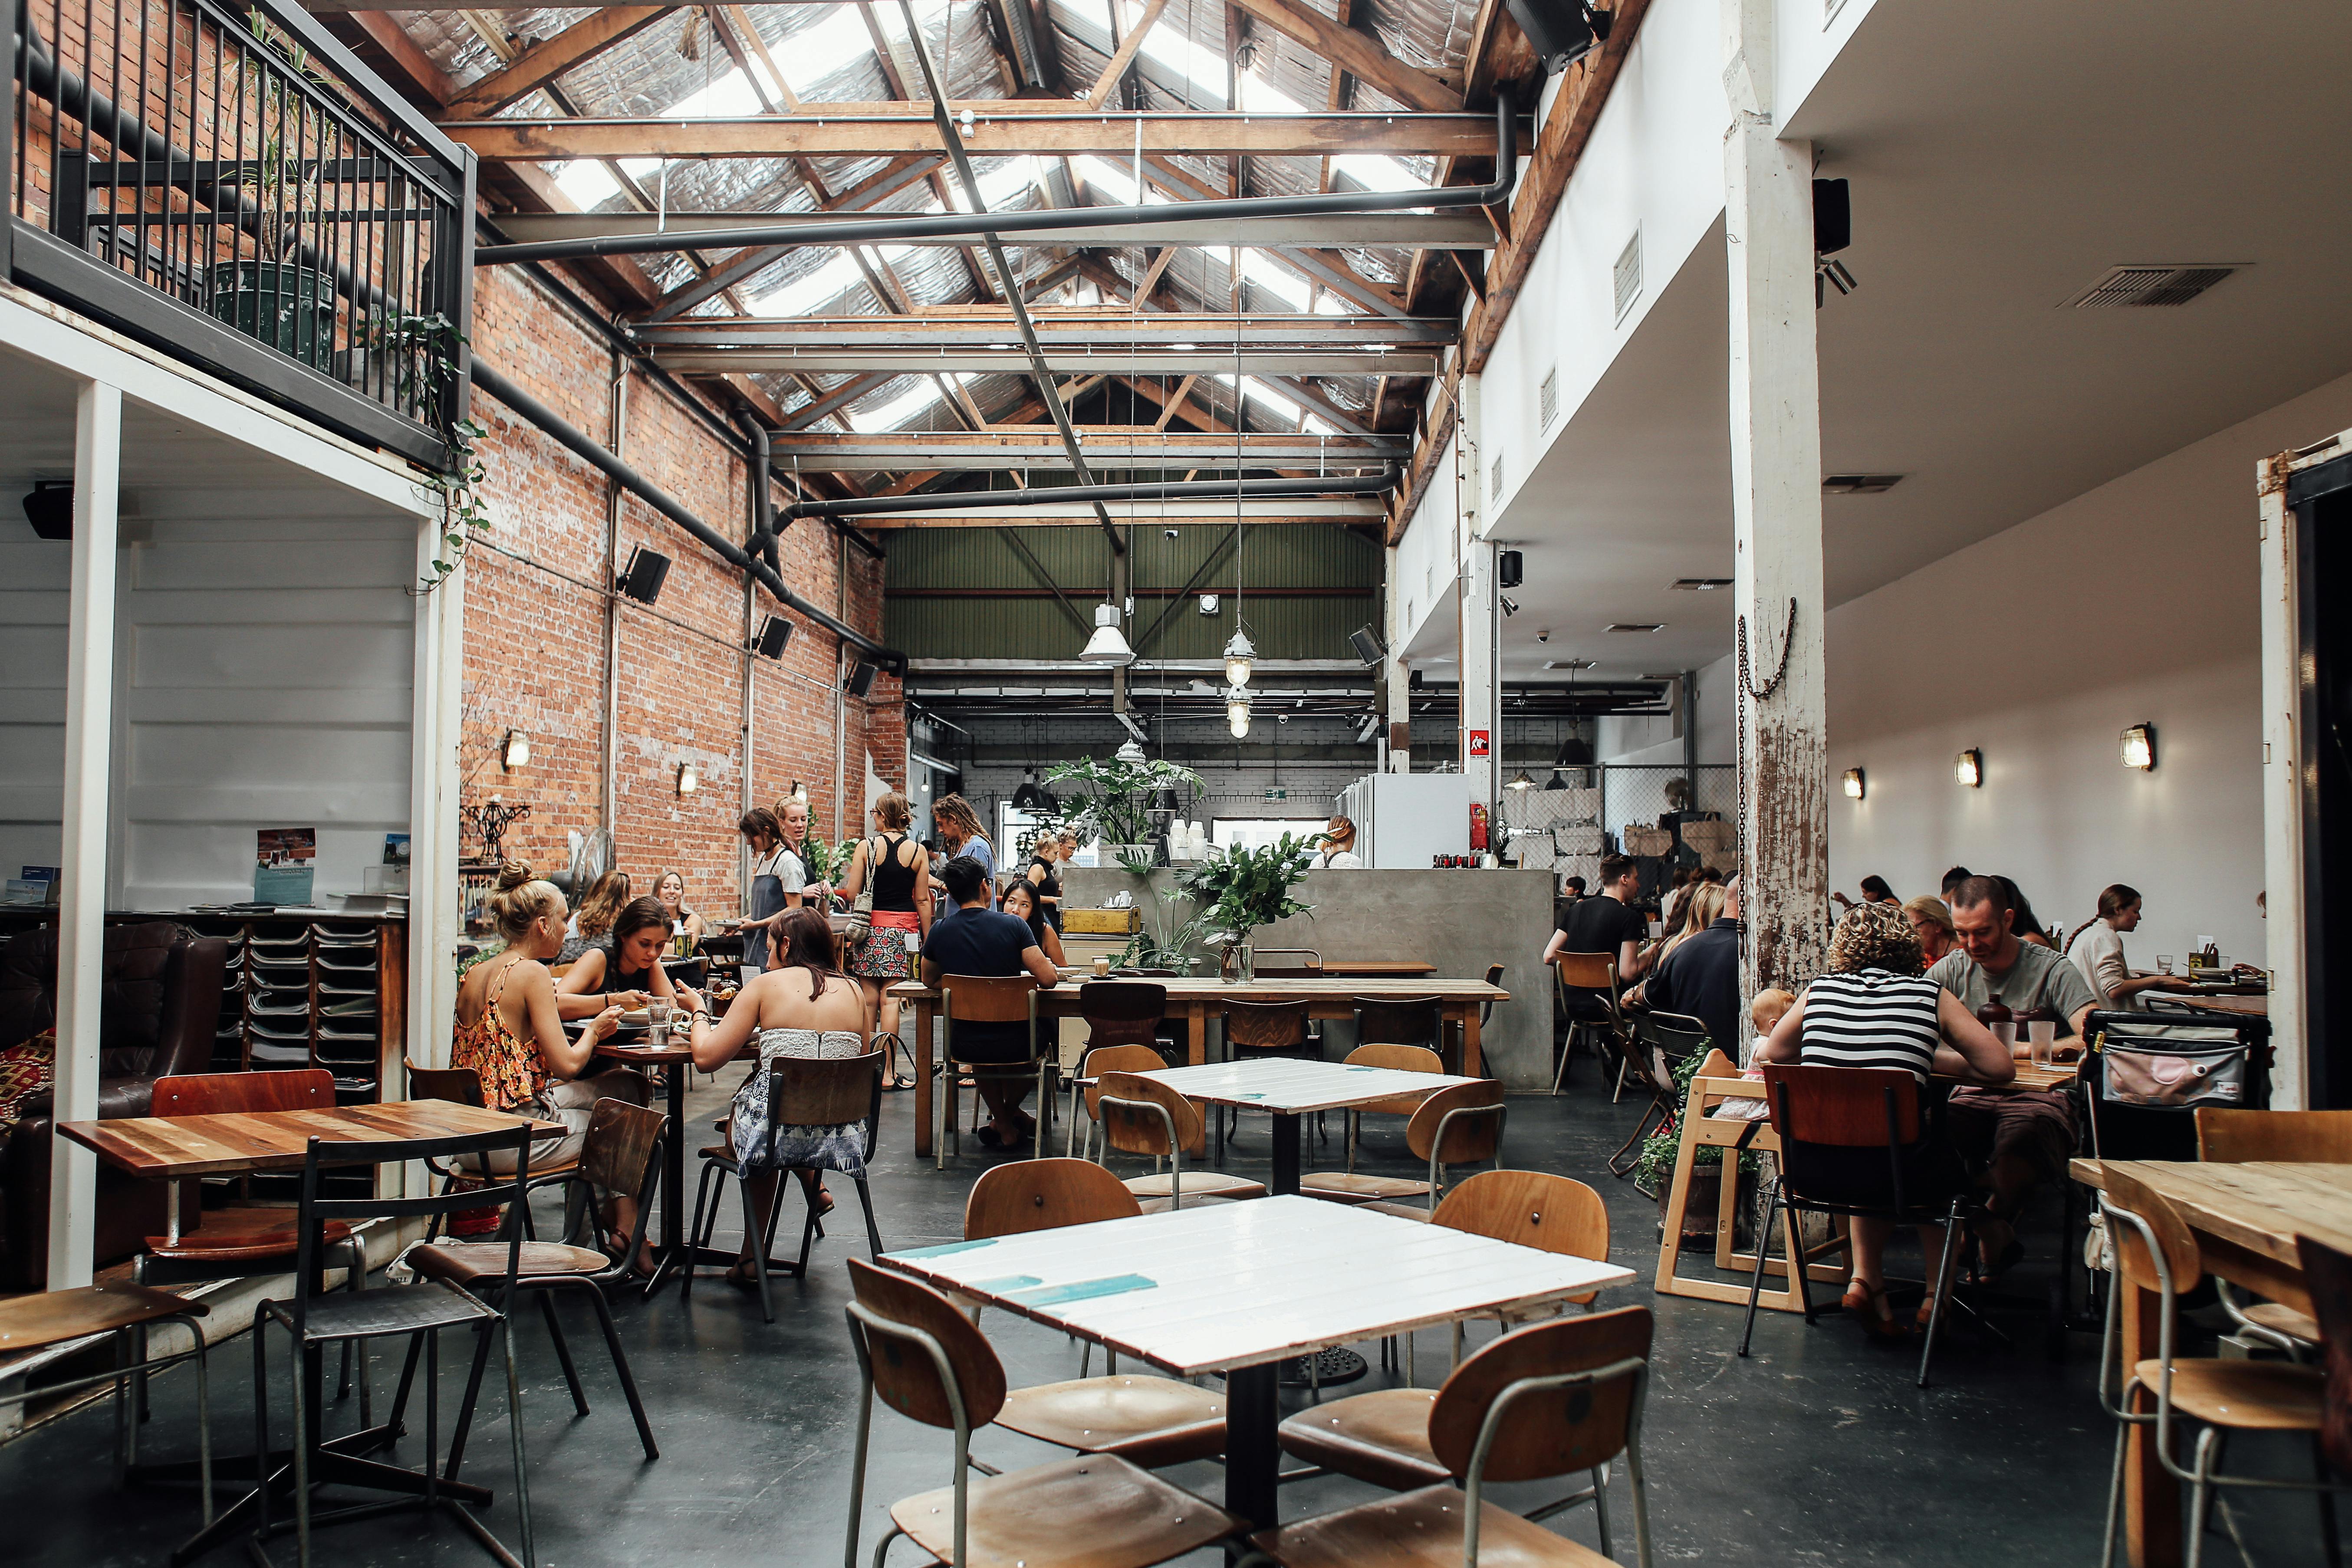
[[57, 1098, 563, 1566], [888, 974, 1508, 1157], [2069, 1158, 2352, 1568]]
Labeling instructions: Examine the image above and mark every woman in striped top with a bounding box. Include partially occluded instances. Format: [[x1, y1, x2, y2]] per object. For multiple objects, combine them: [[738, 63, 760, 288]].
[[1755, 901, 2011, 1338]]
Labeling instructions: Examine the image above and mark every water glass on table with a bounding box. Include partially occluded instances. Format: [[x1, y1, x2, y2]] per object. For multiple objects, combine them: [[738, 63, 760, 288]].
[[2156, 954, 2174, 976], [2026, 1019, 2057, 1067], [647, 1001, 676, 1045]]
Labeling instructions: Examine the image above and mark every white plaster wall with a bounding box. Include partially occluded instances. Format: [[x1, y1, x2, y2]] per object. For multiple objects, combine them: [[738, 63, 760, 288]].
[[1826, 369, 2352, 970], [1393, 430, 1462, 657], [1599, 653, 1737, 765]]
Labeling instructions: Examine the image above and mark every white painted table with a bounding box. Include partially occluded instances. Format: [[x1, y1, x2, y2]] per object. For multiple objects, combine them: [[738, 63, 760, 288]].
[[1135, 1057, 1484, 1195], [882, 1195, 1632, 1531]]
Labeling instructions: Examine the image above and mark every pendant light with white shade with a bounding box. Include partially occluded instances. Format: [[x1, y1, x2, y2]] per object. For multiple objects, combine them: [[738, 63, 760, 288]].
[[1080, 601, 1134, 665]]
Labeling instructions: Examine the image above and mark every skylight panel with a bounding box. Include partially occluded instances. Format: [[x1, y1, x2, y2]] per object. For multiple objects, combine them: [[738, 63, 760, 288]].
[[553, 159, 620, 210], [753, 251, 865, 316], [850, 380, 944, 433]]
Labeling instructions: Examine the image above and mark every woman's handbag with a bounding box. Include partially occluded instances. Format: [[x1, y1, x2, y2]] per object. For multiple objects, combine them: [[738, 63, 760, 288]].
[[846, 837, 877, 934]]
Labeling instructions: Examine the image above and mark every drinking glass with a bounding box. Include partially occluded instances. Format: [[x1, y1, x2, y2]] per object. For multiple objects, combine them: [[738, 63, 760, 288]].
[[2027, 1019, 2057, 1066], [647, 1002, 675, 1044], [2156, 954, 2174, 976], [1990, 1019, 2017, 1054]]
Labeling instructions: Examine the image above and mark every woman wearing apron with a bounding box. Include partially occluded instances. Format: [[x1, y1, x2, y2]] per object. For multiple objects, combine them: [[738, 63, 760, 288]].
[[736, 807, 803, 970]]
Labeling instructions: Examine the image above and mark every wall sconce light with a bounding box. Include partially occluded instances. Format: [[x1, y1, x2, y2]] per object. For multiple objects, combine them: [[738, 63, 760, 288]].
[[676, 761, 699, 796], [501, 729, 531, 771], [1954, 749, 1982, 789], [2120, 723, 2156, 771], [1842, 767, 1865, 800]]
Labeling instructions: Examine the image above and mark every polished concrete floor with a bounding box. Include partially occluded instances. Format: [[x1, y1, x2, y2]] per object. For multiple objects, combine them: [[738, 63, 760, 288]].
[[1, 1068, 2334, 1567]]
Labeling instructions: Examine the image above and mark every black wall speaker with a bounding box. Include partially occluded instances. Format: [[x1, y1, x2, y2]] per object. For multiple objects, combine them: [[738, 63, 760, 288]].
[[753, 615, 793, 660], [1498, 549, 1524, 589], [1348, 625, 1387, 664], [1813, 178, 1851, 256], [1502, 0, 1609, 76], [23, 482, 72, 540], [843, 661, 878, 698], [616, 545, 672, 605]]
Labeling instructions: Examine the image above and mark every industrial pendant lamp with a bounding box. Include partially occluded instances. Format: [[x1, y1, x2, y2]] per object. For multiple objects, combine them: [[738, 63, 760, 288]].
[[1226, 686, 1252, 738], [1222, 319, 1256, 693], [1507, 768, 1536, 790], [1223, 629, 1256, 688], [1081, 602, 1135, 665], [1115, 737, 1148, 765]]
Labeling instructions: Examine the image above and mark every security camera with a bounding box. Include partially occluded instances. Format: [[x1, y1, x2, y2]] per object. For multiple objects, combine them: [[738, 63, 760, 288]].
[[1500, 597, 1520, 617], [1163, 528, 1180, 539], [1536, 628, 1552, 642]]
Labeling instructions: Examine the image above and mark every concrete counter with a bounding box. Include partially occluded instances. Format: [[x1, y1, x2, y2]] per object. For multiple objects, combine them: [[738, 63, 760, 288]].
[[1057, 866, 1557, 1091]]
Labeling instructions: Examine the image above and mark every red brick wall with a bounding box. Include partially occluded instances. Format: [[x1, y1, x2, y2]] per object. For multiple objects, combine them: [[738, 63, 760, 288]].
[[457, 266, 899, 917]]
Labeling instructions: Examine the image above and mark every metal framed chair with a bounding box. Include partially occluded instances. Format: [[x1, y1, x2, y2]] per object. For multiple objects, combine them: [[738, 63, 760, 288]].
[[842, 1258, 1247, 1568], [1552, 952, 1625, 1095], [1315, 1080, 1508, 1216], [1066, 1043, 1188, 1161], [2095, 1167, 2342, 1568], [962, 1159, 1228, 1455], [1325, 1042, 1444, 1176], [1604, 1012, 1712, 1179], [396, 1098, 665, 1460], [252, 1122, 538, 1568], [2193, 1107, 2352, 1360], [1247, 1307, 1657, 1568], [0, 1285, 211, 1522], [1095, 1071, 1267, 1209], [1737, 1064, 1996, 1388], [934, 975, 1049, 1168], [686, 1048, 886, 1322], [403, 1059, 584, 1236]]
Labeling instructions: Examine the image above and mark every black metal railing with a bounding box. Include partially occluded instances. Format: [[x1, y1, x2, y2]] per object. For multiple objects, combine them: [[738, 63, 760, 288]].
[[7, 0, 472, 469]]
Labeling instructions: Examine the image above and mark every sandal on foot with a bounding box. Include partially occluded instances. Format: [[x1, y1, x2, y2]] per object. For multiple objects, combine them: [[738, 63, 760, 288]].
[[1842, 1280, 1909, 1342], [724, 1261, 764, 1292]]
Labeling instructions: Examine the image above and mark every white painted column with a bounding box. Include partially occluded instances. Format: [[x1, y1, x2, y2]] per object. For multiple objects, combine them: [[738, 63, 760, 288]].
[[1455, 372, 1499, 815], [1723, 0, 1829, 996], [407, 529, 465, 1075], [1384, 546, 1411, 771], [2257, 451, 2306, 1109], [47, 381, 122, 1291]]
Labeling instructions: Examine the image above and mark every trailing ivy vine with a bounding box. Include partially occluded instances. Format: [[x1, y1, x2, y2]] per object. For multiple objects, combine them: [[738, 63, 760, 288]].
[[366, 309, 490, 594]]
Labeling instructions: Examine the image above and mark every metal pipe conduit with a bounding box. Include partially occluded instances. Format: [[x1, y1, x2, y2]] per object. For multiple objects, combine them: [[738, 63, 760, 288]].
[[785, 469, 1398, 521], [470, 92, 1516, 267], [470, 358, 905, 671]]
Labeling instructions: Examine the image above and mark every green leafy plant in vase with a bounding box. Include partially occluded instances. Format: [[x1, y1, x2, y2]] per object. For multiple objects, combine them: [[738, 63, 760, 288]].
[[1043, 754, 1202, 866], [1178, 832, 1322, 983]]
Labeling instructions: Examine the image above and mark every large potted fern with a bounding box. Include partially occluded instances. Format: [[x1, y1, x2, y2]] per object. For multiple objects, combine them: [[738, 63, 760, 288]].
[[1178, 832, 1321, 983], [1044, 754, 1201, 868]]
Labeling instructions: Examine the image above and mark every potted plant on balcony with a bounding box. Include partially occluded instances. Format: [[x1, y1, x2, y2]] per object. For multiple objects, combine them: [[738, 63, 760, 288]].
[[211, 10, 341, 368], [1043, 755, 1202, 871], [1178, 831, 1322, 983]]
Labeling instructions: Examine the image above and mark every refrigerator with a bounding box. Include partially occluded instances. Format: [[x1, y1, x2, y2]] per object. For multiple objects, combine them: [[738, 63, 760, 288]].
[[1337, 772, 1474, 868]]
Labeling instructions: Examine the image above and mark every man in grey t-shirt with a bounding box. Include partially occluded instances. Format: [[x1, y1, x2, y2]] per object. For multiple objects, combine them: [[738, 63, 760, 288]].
[[1929, 875, 2094, 1282]]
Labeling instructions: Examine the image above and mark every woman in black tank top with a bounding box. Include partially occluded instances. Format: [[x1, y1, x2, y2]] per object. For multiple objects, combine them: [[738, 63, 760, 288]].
[[837, 792, 932, 1088], [1023, 836, 1064, 930]]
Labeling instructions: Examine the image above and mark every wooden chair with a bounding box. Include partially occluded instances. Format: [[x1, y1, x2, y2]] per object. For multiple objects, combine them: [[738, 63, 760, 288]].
[[688, 1049, 886, 1322], [138, 1071, 370, 1420], [1328, 1042, 1444, 1174], [1652, 1049, 1849, 1316], [1252, 1307, 1657, 1568], [1308, 1079, 1507, 1215], [2293, 1232, 2352, 1479], [842, 1257, 1246, 1568], [1553, 952, 1624, 1095], [2194, 1108, 2352, 1359], [1218, 998, 1316, 1154], [1077, 980, 1177, 1059], [1278, 1170, 1614, 1479], [935, 975, 1048, 1169], [1738, 1064, 1988, 1388], [2095, 1167, 2341, 1568], [1095, 1071, 1267, 1209], [403, 1058, 584, 1233], [398, 1098, 664, 1460], [961, 1159, 1228, 1461], [1355, 993, 1443, 1075], [1067, 1043, 1197, 1161], [0, 1285, 212, 1522]]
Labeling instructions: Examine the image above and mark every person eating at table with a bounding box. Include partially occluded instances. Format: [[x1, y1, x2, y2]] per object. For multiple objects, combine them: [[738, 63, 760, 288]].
[[1830, 874, 1898, 914], [921, 854, 1058, 1152], [1929, 874, 2097, 1282], [1543, 853, 1654, 986], [556, 868, 630, 966], [1627, 876, 1743, 1052], [453, 863, 653, 1268], [2066, 883, 2194, 1009], [557, 896, 703, 1020], [653, 869, 705, 950], [1754, 900, 2012, 1337], [687, 906, 872, 1290], [1905, 895, 1958, 966], [1000, 878, 1067, 970]]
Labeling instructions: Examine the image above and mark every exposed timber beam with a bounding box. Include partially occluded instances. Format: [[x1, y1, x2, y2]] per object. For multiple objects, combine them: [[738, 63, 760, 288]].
[[654, 350, 1443, 375], [441, 7, 672, 118], [1081, 0, 1174, 108], [1220, 0, 1457, 113], [636, 313, 1451, 345], [849, 498, 1385, 527], [441, 110, 1515, 161], [767, 431, 1408, 471], [484, 210, 1497, 248]]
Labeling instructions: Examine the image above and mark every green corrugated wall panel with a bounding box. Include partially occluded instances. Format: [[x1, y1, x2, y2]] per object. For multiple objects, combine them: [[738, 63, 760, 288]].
[[885, 591, 1374, 661]]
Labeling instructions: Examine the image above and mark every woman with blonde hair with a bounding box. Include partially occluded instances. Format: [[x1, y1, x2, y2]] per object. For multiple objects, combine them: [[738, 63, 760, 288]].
[[452, 863, 655, 1267], [1904, 895, 1957, 966], [557, 868, 630, 965], [653, 868, 704, 948], [928, 793, 995, 904], [834, 791, 931, 1089]]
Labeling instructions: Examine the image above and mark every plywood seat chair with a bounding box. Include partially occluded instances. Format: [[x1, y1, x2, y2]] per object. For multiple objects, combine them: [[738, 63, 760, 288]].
[[1095, 1071, 1267, 1208], [2192, 1107, 2352, 1358], [1303, 1079, 1507, 1214]]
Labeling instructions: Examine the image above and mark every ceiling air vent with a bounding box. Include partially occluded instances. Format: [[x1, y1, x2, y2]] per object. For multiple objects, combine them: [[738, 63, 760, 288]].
[[1539, 368, 1559, 428], [1606, 622, 1663, 634], [1613, 230, 1643, 322], [2065, 264, 2241, 309], [1670, 577, 1732, 591], [1823, 473, 1903, 494], [1544, 658, 1597, 671]]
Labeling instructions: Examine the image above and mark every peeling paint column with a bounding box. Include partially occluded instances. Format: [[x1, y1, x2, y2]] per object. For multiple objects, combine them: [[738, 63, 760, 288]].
[[1724, 0, 1829, 996]]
